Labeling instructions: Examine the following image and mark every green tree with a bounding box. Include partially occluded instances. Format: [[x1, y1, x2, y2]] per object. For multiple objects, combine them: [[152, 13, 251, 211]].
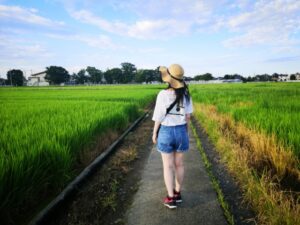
[[73, 69, 88, 84], [155, 66, 162, 82], [223, 74, 234, 79], [6, 69, 25, 86], [69, 73, 77, 84], [290, 74, 296, 80], [135, 69, 159, 83], [104, 68, 123, 84], [144, 69, 155, 83], [254, 74, 271, 82], [104, 69, 113, 84], [272, 73, 279, 79], [121, 62, 137, 83], [246, 76, 255, 82], [86, 66, 102, 83], [194, 73, 214, 81], [135, 69, 146, 83], [45, 66, 70, 85], [223, 74, 245, 80]]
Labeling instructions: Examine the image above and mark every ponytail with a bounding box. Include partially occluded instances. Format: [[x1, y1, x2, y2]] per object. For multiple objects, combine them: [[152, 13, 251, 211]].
[[165, 82, 190, 111]]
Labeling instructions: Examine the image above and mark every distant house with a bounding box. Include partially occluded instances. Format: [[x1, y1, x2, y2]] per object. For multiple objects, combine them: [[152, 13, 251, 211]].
[[289, 73, 300, 80], [0, 78, 6, 85], [27, 71, 49, 86], [278, 74, 289, 81], [222, 79, 242, 83], [274, 73, 300, 81]]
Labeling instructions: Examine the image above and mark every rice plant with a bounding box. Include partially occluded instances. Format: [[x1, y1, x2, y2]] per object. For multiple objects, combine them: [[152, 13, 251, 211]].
[[190, 82, 300, 224], [190, 82, 300, 158], [0, 85, 159, 222]]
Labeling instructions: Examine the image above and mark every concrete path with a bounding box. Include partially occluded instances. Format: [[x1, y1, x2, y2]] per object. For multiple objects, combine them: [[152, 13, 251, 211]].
[[125, 128, 228, 225]]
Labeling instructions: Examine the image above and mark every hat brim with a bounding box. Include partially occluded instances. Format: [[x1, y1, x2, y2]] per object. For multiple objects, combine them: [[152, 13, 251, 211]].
[[159, 66, 184, 89]]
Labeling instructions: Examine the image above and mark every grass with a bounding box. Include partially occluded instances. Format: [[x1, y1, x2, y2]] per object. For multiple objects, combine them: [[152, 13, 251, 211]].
[[0, 85, 160, 223], [190, 82, 300, 158], [190, 82, 300, 224], [193, 103, 300, 224], [190, 122, 234, 225], [101, 179, 119, 212]]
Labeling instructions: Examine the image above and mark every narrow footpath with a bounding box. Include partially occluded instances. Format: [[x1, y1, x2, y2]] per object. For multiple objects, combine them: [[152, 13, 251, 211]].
[[125, 127, 228, 225]]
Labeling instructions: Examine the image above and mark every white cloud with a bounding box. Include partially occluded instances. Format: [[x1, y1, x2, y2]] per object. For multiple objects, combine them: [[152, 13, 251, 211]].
[[265, 55, 300, 63], [114, 0, 212, 19], [223, 26, 287, 47], [0, 34, 53, 60], [220, 0, 300, 47], [57, 0, 300, 48], [63, 0, 216, 39], [46, 33, 120, 49], [0, 33, 53, 78], [136, 47, 164, 54], [70, 9, 191, 39], [0, 4, 65, 27], [71, 9, 127, 34], [127, 19, 190, 39]]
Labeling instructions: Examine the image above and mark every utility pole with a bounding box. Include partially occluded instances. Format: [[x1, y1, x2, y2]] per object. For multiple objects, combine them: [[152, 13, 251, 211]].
[[10, 69, 12, 86], [23, 70, 26, 86]]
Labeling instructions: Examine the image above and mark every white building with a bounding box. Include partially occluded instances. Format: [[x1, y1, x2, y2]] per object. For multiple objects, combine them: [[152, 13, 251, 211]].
[[289, 73, 300, 80], [277, 74, 300, 81], [27, 71, 49, 86], [278, 74, 289, 81]]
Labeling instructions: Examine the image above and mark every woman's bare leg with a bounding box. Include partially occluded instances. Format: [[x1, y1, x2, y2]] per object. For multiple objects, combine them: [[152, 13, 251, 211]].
[[174, 152, 184, 192], [161, 152, 175, 197]]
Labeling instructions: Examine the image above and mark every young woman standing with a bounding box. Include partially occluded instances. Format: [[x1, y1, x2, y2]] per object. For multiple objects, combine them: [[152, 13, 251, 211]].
[[152, 64, 193, 209]]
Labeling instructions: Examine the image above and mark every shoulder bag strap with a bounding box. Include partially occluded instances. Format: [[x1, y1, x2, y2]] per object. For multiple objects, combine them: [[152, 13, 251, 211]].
[[166, 99, 177, 115], [157, 99, 178, 136]]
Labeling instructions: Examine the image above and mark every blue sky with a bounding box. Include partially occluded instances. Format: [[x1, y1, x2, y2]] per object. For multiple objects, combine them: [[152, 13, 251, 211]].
[[1, 0, 300, 78]]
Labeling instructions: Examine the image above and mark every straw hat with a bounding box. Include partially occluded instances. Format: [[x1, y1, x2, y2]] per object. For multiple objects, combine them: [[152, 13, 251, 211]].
[[159, 64, 184, 89]]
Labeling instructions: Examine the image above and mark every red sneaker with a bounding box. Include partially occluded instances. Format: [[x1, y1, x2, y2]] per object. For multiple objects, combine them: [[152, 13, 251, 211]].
[[174, 190, 182, 203], [163, 196, 177, 209]]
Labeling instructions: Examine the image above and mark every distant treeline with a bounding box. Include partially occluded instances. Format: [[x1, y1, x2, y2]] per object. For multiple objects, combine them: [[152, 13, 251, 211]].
[[192, 73, 300, 82], [0, 62, 299, 86], [0, 62, 162, 86]]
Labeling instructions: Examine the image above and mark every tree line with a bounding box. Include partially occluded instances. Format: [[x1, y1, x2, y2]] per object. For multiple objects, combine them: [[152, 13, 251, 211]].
[[0, 62, 162, 86], [193, 72, 300, 82], [1, 63, 299, 86]]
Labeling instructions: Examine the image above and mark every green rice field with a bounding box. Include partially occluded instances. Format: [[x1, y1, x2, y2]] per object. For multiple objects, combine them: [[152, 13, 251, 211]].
[[1, 82, 299, 224], [0, 85, 159, 220], [190, 82, 300, 158]]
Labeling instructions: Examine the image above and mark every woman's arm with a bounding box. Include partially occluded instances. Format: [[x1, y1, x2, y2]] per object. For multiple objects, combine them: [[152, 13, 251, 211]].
[[186, 113, 191, 130], [152, 121, 161, 144]]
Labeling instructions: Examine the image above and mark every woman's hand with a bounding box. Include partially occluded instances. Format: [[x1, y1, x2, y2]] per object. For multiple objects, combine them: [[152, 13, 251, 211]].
[[152, 121, 161, 144], [152, 133, 157, 144]]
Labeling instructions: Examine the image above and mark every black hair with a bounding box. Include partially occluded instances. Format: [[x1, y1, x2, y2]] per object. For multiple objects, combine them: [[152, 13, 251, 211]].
[[165, 82, 190, 110]]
